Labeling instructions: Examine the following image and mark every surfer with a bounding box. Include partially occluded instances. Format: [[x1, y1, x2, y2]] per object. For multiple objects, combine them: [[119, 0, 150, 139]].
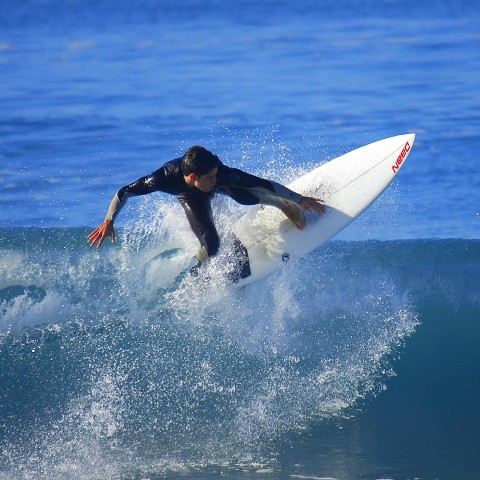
[[88, 146, 325, 263]]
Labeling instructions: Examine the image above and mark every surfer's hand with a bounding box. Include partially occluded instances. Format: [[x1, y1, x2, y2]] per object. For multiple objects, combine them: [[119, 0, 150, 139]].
[[299, 196, 326, 214], [88, 220, 116, 248]]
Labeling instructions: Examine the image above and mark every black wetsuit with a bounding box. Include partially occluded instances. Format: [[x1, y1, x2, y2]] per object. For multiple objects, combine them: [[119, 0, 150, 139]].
[[105, 157, 302, 258]]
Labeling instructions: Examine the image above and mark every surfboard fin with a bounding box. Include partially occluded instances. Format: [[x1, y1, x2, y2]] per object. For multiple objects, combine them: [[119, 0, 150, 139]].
[[281, 200, 305, 230]]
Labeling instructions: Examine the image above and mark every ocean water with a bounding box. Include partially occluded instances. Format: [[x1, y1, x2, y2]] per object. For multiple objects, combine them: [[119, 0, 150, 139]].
[[1, 1, 480, 479]]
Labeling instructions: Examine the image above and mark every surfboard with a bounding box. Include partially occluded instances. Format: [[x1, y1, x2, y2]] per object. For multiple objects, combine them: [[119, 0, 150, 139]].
[[232, 133, 416, 287]]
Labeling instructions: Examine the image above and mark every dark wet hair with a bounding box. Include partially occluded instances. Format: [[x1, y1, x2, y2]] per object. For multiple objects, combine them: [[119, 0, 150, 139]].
[[181, 146, 220, 177]]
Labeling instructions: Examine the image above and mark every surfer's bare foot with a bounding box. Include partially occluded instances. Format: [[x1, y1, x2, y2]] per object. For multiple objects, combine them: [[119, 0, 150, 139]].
[[282, 200, 305, 230]]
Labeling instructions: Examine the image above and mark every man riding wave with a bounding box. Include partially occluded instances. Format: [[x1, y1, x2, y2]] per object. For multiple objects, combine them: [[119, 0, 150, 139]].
[[88, 146, 325, 267]]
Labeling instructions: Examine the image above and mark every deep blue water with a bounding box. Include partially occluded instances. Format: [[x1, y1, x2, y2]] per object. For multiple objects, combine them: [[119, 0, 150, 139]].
[[1, 1, 480, 479]]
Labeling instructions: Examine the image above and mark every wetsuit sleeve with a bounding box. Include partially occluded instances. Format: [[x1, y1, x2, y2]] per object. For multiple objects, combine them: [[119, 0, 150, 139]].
[[104, 169, 168, 221], [222, 167, 303, 204], [264, 178, 303, 204]]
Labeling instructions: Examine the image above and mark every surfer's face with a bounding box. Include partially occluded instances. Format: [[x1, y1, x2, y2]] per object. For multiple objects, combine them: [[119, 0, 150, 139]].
[[194, 167, 217, 192]]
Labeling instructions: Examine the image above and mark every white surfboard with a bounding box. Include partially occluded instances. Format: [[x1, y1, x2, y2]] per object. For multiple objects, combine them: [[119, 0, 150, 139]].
[[233, 133, 416, 286]]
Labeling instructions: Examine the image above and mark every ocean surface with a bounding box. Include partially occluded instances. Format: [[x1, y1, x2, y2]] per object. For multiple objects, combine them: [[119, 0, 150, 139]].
[[1, 1, 479, 479]]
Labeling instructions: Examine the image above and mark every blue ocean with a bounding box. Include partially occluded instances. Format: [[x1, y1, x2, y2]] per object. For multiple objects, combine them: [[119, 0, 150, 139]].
[[1, 1, 479, 479]]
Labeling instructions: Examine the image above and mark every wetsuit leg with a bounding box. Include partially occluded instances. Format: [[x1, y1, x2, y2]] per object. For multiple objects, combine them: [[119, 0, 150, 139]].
[[180, 198, 220, 258]]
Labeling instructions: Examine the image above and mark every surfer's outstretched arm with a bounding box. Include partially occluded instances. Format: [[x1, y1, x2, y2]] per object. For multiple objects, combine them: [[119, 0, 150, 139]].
[[87, 168, 169, 249], [87, 187, 133, 249]]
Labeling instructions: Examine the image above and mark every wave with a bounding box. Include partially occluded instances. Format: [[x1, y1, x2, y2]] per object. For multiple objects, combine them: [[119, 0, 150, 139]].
[[0, 227, 479, 478]]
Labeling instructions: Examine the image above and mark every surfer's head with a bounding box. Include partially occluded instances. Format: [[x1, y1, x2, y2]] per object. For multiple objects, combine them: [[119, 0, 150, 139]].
[[182, 146, 220, 192]]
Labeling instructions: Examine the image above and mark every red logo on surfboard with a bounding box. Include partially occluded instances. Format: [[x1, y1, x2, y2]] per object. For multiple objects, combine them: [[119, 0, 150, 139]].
[[392, 142, 411, 174]]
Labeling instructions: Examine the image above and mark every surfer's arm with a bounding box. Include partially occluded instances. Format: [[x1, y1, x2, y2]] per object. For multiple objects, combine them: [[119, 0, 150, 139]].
[[104, 188, 134, 222], [221, 167, 301, 203], [224, 167, 324, 212], [88, 169, 169, 249], [87, 188, 136, 248], [265, 179, 325, 213], [104, 171, 167, 221], [266, 179, 303, 204]]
